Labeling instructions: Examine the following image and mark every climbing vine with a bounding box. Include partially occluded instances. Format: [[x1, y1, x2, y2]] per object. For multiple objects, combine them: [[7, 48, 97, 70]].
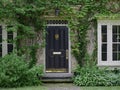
[[0, 0, 120, 67]]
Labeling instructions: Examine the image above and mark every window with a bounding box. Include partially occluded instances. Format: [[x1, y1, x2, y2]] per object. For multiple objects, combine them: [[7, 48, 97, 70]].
[[0, 25, 17, 57], [0, 26, 2, 57], [112, 25, 120, 61], [101, 25, 107, 61], [7, 31, 13, 54], [98, 20, 120, 66]]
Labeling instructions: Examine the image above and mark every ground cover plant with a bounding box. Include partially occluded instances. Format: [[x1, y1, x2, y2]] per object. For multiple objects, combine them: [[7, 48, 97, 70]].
[[73, 65, 120, 86]]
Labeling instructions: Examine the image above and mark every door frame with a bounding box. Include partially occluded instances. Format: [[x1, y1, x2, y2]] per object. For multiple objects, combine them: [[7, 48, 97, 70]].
[[44, 20, 71, 74]]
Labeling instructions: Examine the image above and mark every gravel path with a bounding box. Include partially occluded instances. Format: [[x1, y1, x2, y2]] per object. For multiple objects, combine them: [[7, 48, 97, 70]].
[[44, 83, 81, 90]]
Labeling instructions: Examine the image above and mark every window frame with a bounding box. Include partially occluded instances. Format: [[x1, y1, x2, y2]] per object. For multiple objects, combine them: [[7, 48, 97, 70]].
[[0, 26, 2, 57], [0, 25, 17, 57], [97, 20, 120, 67]]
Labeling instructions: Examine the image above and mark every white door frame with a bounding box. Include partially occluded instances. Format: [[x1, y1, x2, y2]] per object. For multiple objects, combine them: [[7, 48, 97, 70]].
[[44, 20, 72, 76]]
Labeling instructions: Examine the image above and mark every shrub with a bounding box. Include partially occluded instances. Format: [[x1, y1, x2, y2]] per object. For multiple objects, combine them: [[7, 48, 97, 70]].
[[73, 66, 120, 86], [0, 53, 43, 87], [22, 65, 43, 86]]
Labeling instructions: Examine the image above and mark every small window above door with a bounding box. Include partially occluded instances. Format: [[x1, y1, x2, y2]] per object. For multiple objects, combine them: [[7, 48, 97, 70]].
[[47, 20, 68, 26]]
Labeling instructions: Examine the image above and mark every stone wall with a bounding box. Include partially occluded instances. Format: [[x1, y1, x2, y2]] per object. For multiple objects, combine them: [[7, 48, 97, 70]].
[[87, 25, 96, 56]]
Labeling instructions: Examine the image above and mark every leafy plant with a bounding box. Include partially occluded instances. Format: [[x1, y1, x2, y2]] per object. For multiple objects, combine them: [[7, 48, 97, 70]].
[[0, 53, 43, 87], [73, 66, 120, 86]]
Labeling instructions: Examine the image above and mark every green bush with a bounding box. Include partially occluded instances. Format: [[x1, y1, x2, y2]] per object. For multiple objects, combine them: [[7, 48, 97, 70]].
[[22, 65, 43, 86], [0, 53, 43, 87], [73, 66, 120, 86]]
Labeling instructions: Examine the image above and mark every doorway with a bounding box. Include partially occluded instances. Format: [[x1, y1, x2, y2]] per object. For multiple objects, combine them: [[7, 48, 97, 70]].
[[46, 20, 69, 73]]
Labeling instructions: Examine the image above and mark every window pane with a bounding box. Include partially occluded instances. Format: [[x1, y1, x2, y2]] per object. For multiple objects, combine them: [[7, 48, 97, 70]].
[[102, 53, 107, 61], [102, 44, 107, 52], [119, 44, 120, 51], [101, 25, 107, 61], [8, 31, 13, 35], [112, 26, 117, 34], [112, 25, 120, 61], [8, 35, 13, 43], [0, 44, 2, 57], [102, 25, 107, 33], [8, 35, 13, 40], [113, 53, 117, 61], [0, 52, 2, 57], [7, 44, 13, 53], [119, 26, 120, 34], [0, 35, 2, 43], [118, 53, 120, 61], [119, 35, 120, 42], [112, 25, 120, 42], [113, 35, 117, 42], [0, 26, 2, 34], [0, 26, 2, 43], [113, 44, 117, 51], [7, 31, 13, 43], [102, 44, 107, 61], [0, 44, 2, 52], [102, 35, 107, 42]]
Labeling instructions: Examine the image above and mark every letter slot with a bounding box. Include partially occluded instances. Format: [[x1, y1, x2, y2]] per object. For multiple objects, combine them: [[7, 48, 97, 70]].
[[53, 52, 61, 55]]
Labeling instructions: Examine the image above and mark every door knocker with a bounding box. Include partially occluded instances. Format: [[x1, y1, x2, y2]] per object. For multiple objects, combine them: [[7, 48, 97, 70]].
[[55, 34, 59, 40]]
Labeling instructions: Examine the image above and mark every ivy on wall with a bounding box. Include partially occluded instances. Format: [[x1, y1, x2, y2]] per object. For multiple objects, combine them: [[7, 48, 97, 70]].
[[0, 0, 120, 67]]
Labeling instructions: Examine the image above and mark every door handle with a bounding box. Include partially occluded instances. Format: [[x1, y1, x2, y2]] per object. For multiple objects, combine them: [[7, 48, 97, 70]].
[[66, 50, 69, 60]]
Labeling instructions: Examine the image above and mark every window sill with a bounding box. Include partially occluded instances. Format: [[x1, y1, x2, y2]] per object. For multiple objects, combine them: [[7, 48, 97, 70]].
[[97, 63, 120, 70]]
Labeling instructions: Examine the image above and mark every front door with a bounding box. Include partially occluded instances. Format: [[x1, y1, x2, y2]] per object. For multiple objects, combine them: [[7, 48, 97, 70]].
[[46, 26, 69, 73]]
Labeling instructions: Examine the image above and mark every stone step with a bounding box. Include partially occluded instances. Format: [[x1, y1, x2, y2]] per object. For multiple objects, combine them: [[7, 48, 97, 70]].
[[42, 78, 73, 83], [41, 73, 73, 83]]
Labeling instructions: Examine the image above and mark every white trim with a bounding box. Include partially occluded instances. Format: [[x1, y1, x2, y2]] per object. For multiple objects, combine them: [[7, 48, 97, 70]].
[[97, 22, 101, 65], [13, 32, 17, 49], [47, 24, 68, 26], [97, 20, 120, 67], [2, 25, 7, 56], [68, 27, 71, 74], [108, 24, 112, 63], [43, 49, 46, 73]]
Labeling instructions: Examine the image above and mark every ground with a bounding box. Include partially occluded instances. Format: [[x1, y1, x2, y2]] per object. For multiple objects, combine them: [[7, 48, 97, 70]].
[[44, 83, 80, 90], [1, 83, 120, 90]]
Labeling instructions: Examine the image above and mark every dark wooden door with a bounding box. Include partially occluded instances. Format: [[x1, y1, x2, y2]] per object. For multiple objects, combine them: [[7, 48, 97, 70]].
[[46, 26, 69, 72]]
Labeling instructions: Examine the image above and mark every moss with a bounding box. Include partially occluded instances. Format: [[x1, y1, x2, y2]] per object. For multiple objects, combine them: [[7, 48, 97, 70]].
[[95, 14, 120, 20]]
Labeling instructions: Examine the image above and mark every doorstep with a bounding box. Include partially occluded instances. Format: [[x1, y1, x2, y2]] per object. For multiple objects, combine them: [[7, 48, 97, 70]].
[[43, 73, 73, 78], [42, 73, 73, 83]]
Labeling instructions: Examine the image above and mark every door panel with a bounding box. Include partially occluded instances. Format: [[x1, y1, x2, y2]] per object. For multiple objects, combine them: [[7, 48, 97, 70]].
[[46, 26, 69, 72]]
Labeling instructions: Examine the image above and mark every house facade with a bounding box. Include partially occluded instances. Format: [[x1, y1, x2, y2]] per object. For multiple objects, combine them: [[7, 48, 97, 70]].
[[1, 16, 120, 78], [0, 1, 120, 78]]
